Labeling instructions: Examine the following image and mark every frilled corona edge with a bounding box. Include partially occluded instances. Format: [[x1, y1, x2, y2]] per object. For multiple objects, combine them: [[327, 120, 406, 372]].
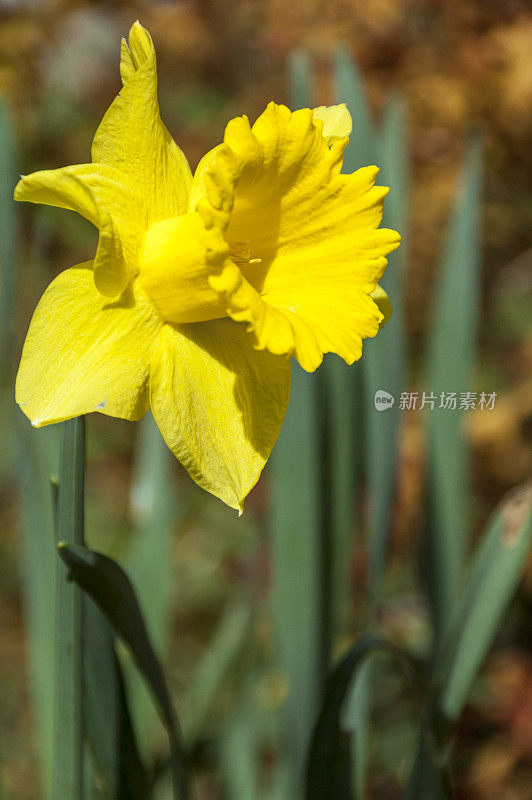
[[14, 21, 400, 510], [192, 103, 400, 371]]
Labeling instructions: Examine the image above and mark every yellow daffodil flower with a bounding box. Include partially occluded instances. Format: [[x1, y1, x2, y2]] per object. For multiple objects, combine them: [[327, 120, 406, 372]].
[[15, 22, 400, 510]]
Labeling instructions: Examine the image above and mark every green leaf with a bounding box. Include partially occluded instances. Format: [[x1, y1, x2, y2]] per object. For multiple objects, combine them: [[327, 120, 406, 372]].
[[58, 544, 190, 800], [16, 421, 59, 798], [269, 363, 322, 790], [344, 658, 373, 800], [182, 601, 252, 746], [402, 734, 449, 800], [432, 483, 532, 725], [127, 413, 174, 650], [124, 412, 176, 759], [84, 598, 151, 799], [323, 356, 356, 638], [83, 597, 120, 796], [363, 95, 409, 597], [218, 679, 261, 800], [306, 638, 418, 800], [425, 138, 483, 635], [289, 50, 314, 110], [334, 47, 379, 169], [116, 666, 152, 800], [0, 101, 18, 384]]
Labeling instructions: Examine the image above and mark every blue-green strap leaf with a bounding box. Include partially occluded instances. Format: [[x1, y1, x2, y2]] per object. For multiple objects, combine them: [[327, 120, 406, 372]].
[[58, 543, 189, 800], [431, 482, 532, 727], [306, 637, 421, 800], [424, 138, 483, 637], [84, 597, 151, 799], [402, 733, 450, 800]]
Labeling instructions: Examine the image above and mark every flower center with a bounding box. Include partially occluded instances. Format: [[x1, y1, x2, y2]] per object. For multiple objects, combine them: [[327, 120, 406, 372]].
[[228, 240, 262, 270], [138, 213, 228, 325]]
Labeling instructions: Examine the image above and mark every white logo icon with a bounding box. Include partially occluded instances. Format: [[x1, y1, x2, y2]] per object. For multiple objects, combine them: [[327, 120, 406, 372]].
[[374, 390, 394, 411]]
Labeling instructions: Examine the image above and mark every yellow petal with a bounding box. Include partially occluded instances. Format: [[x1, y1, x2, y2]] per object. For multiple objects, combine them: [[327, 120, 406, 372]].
[[119, 36, 136, 85], [92, 21, 192, 224], [192, 103, 400, 371], [120, 20, 152, 82], [371, 284, 393, 326], [16, 264, 163, 426], [312, 104, 352, 143], [150, 320, 291, 511], [14, 164, 141, 297]]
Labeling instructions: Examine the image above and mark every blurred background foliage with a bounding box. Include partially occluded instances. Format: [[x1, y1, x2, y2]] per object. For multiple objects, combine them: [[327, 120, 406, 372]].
[[0, 0, 531, 799]]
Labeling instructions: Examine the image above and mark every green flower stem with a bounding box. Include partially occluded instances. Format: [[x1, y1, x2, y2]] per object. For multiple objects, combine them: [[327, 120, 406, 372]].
[[53, 416, 86, 800]]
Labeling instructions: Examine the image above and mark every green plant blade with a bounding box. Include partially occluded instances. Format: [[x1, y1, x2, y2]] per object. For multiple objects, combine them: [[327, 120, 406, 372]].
[[84, 597, 151, 799], [432, 483, 532, 726], [402, 735, 449, 800], [324, 356, 356, 638], [345, 658, 373, 800], [289, 50, 313, 110], [128, 413, 174, 650], [125, 412, 175, 759], [306, 638, 418, 800], [54, 417, 86, 800], [269, 363, 321, 791], [219, 676, 261, 800], [83, 597, 120, 796], [16, 421, 59, 798], [335, 54, 408, 597], [363, 95, 408, 596], [0, 101, 18, 383], [116, 665, 152, 800], [182, 601, 252, 746], [334, 48, 379, 169], [58, 543, 189, 800], [425, 138, 483, 636]]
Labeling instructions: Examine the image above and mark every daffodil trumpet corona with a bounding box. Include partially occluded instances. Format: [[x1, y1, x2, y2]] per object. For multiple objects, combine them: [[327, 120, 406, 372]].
[[15, 22, 400, 511]]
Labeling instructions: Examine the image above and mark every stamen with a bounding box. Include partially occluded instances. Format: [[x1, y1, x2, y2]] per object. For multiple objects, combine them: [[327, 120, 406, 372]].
[[229, 240, 262, 268]]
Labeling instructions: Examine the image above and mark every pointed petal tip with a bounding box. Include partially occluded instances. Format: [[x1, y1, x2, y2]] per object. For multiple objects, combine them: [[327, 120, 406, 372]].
[[13, 176, 27, 200]]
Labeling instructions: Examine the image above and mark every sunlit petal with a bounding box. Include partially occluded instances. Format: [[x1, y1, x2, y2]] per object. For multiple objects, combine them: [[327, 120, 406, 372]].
[[150, 319, 291, 511], [15, 164, 141, 296], [16, 264, 162, 426], [92, 21, 192, 224], [192, 103, 400, 370]]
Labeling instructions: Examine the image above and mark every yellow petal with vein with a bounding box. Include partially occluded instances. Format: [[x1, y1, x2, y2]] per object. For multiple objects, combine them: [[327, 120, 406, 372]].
[[14, 164, 141, 296], [16, 264, 163, 426], [150, 320, 291, 511], [92, 21, 192, 224]]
